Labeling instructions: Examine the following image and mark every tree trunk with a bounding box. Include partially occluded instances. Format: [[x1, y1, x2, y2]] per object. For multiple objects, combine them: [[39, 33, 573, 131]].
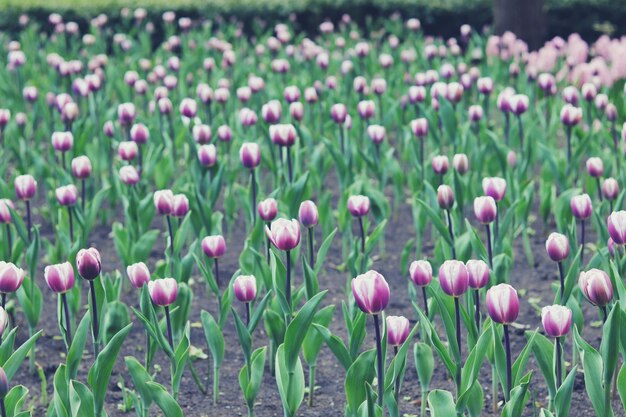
[[494, 0, 546, 50]]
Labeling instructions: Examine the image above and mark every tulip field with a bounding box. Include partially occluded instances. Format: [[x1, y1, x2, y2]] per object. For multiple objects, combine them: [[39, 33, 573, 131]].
[[1, 8, 626, 417]]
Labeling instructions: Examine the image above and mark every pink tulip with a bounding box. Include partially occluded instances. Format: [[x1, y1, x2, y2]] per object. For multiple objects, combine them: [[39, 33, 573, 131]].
[[240, 143, 261, 169], [298, 200, 319, 228], [258, 198, 278, 222], [474, 196, 497, 224], [570, 194, 592, 219], [119, 166, 140, 185], [76, 247, 101, 280], [148, 278, 178, 306], [331, 103, 347, 124], [386, 316, 410, 346], [233, 275, 257, 303], [265, 218, 300, 251], [486, 284, 519, 324], [602, 178, 619, 201], [130, 123, 149, 144], [202, 235, 227, 258], [439, 260, 469, 297], [347, 195, 370, 217], [411, 118, 429, 137], [55, 185, 78, 206], [541, 305, 572, 338], [0, 262, 25, 293], [351, 270, 390, 314], [545, 233, 570, 262], [452, 154, 469, 175], [118, 142, 138, 161], [51, 131, 74, 152], [171, 194, 189, 217], [482, 177, 507, 201], [437, 185, 454, 209], [71, 156, 92, 179], [586, 157, 603, 178], [153, 190, 174, 215], [432, 155, 449, 175], [44, 262, 75, 293], [410, 260, 433, 287], [0, 200, 14, 224], [126, 262, 151, 289], [466, 259, 490, 289], [14, 175, 37, 200], [579, 269, 613, 307]]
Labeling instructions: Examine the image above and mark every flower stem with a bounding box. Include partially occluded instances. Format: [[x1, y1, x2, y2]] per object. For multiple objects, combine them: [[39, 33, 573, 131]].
[[81, 179, 86, 212], [68, 206, 74, 242], [26, 200, 32, 242], [580, 220, 585, 266], [5, 224, 11, 261], [446, 209, 456, 259], [474, 289, 481, 331], [454, 297, 462, 398], [286, 250, 292, 310], [286, 146, 293, 183], [62, 292, 72, 347], [245, 302, 251, 327], [422, 286, 429, 317], [165, 305, 174, 350], [308, 364, 316, 406], [250, 170, 257, 223], [504, 324, 512, 402], [213, 365, 220, 405], [0, 398, 5, 417], [166, 215, 175, 258], [373, 313, 384, 407], [557, 261, 565, 304], [358, 216, 366, 273], [308, 227, 315, 266], [214, 258, 220, 288], [393, 346, 401, 405], [89, 280, 100, 356], [486, 224, 493, 269], [556, 337, 562, 389]]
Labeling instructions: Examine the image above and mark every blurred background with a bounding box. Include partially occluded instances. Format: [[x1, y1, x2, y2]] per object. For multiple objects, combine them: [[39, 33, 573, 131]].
[[0, 0, 623, 49]]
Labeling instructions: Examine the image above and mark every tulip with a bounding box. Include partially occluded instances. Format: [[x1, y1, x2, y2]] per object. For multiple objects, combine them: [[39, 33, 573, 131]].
[[486, 283, 519, 400], [14, 174, 36, 241], [299, 200, 318, 265], [387, 314, 410, 402], [240, 143, 261, 223], [545, 232, 570, 302], [71, 156, 91, 210], [154, 189, 176, 259], [171, 194, 189, 218], [148, 278, 178, 348], [119, 165, 140, 185], [331, 103, 348, 155], [202, 235, 226, 287], [542, 304, 572, 389], [45, 262, 75, 345], [0, 200, 13, 259], [77, 247, 102, 354], [0, 367, 9, 410], [348, 195, 370, 264], [452, 154, 469, 175], [126, 262, 150, 289], [234, 274, 257, 327], [602, 178, 619, 210], [258, 198, 278, 222], [437, 185, 456, 258], [269, 124, 297, 182], [0, 262, 25, 309], [409, 260, 432, 315], [197, 144, 217, 168], [474, 196, 497, 266], [266, 218, 300, 306], [586, 157, 604, 201], [607, 211, 626, 247], [571, 193, 592, 264], [56, 184, 78, 240], [579, 269, 613, 318], [351, 270, 390, 406]]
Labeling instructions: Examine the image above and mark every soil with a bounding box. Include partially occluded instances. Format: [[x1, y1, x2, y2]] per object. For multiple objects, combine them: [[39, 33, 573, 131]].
[[7, 177, 625, 417]]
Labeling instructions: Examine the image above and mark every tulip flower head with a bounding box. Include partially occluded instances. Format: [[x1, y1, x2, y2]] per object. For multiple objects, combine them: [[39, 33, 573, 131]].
[[482, 177, 507, 201], [570, 194, 592, 220], [76, 248, 101, 280], [410, 118, 428, 137], [602, 178, 619, 201], [474, 196, 497, 224], [265, 218, 301, 251], [347, 195, 370, 217], [437, 185, 454, 209], [586, 157, 603, 178], [545, 232, 570, 262], [44, 262, 75, 293], [202, 235, 227, 258], [351, 270, 390, 314], [607, 211, 626, 245], [452, 154, 469, 174], [153, 189, 174, 215], [466, 259, 490, 289], [197, 144, 217, 167], [119, 166, 140, 185], [0, 367, 8, 399], [126, 262, 151, 288], [0, 200, 13, 224], [14, 175, 36, 200], [298, 200, 319, 228], [55, 185, 78, 206], [579, 269, 613, 307], [148, 278, 178, 306], [541, 305, 572, 338], [0, 262, 25, 293], [233, 275, 257, 303], [432, 155, 449, 175], [71, 156, 92, 179], [409, 260, 432, 287], [171, 194, 189, 217], [439, 260, 469, 297], [386, 316, 410, 346], [486, 284, 519, 324], [240, 142, 261, 169], [258, 198, 278, 222]]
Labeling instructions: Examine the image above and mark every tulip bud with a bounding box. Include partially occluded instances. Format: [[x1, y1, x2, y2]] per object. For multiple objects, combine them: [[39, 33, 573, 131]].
[[71, 156, 92, 179], [233, 275, 257, 303], [437, 185, 454, 209], [452, 153, 469, 174], [240, 143, 261, 169], [44, 262, 75, 293], [0, 200, 14, 224], [541, 305, 572, 338], [14, 175, 37, 200], [579, 269, 612, 307], [357, 100, 376, 120], [202, 235, 227, 258], [607, 211, 626, 245], [602, 178, 619, 201], [486, 283, 519, 324], [347, 195, 370, 217], [410, 118, 429, 138], [409, 260, 432, 287], [179, 98, 198, 118], [51, 131, 74, 152], [269, 124, 297, 147], [586, 157, 603, 178], [258, 198, 278, 222], [0, 262, 25, 293], [76, 248, 101, 281], [118, 141, 138, 161], [262, 100, 282, 124], [148, 278, 178, 306], [103, 120, 115, 137], [608, 237, 616, 257], [331, 103, 347, 124], [545, 232, 570, 262], [367, 125, 385, 145], [265, 218, 300, 251], [482, 177, 507, 201], [570, 194, 592, 220], [466, 259, 490, 289], [560, 104, 582, 126], [217, 125, 232, 142], [197, 144, 217, 167], [130, 123, 149, 144], [118, 102, 136, 126], [290, 102, 304, 121], [432, 155, 449, 175], [351, 270, 390, 314], [126, 262, 150, 289], [153, 189, 174, 215], [119, 166, 140, 185], [474, 196, 497, 224], [438, 260, 469, 297], [386, 316, 410, 346], [0, 367, 9, 399], [55, 184, 78, 206], [298, 200, 319, 228], [507, 151, 517, 168], [171, 194, 189, 217]]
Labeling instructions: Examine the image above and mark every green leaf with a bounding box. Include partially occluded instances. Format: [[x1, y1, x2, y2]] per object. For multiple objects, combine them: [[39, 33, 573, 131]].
[[554, 366, 577, 417], [414, 342, 435, 390], [201, 311, 225, 366], [427, 390, 456, 417], [415, 198, 452, 246], [124, 356, 153, 413], [284, 291, 327, 372], [303, 305, 334, 365], [67, 312, 91, 380], [1, 330, 41, 380], [312, 324, 352, 370], [275, 344, 305, 417], [69, 380, 95, 417], [345, 349, 376, 416], [146, 382, 183, 417]]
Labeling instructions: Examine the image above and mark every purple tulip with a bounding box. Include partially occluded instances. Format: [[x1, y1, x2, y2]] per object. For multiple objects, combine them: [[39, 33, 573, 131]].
[[197, 144, 217, 167], [0, 200, 13, 224], [0, 262, 25, 294], [233, 275, 257, 303], [386, 316, 410, 346], [466, 259, 489, 289], [119, 166, 140, 185], [579, 269, 613, 307], [347, 195, 370, 217], [409, 260, 432, 287], [541, 305, 572, 338], [71, 156, 92, 179], [126, 262, 150, 289], [148, 278, 178, 306], [298, 200, 319, 228], [202, 235, 227, 258], [240, 142, 261, 169], [171, 194, 189, 217], [486, 284, 519, 324], [474, 196, 497, 224], [44, 262, 75, 293], [607, 211, 626, 244], [14, 175, 36, 200], [351, 270, 390, 314], [55, 185, 78, 206], [153, 190, 174, 215], [437, 185, 454, 209], [602, 178, 619, 201], [482, 177, 507, 201], [258, 198, 278, 222], [545, 232, 570, 262], [265, 219, 301, 251], [439, 260, 469, 297], [570, 194, 592, 219], [76, 247, 101, 280]]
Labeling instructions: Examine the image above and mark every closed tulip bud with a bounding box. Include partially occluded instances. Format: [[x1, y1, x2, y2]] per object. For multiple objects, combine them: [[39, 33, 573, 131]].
[[560, 104, 582, 126], [117, 102, 136, 126], [466, 259, 490, 289], [486, 283, 519, 324], [258, 198, 278, 222], [331, 103, 347, 124], [545, 232, 570, 262], [290, 102, 304, 121], [482, 177, 507, 201], [0, 262, 25, 293], [602, 178, 619, 201], [497, 88, 514, 112], [439, 260, 469, 297], [371, 78, 387, 96], [579, 269, 612, 306], [118, 141, 138, 161], [265, 218, 300, 251], [353, 76, 368, 94], [44, 261, 74, 293], [304, 87, 318, 103], [234, 275, 257, 303], [103, 120, 115, 137], [55, 185, 78, 206], [172, 194, 189, 217], [347, 195, 370, 217], [239, 142, 261, 169], [299, 200, 319, 228], [606, 103, 617, 121], [477, 77, 494, 95], [239, 108, 258, 127], [179, 98, 197, 119], [468, 105, 483, 122], [76, 248, 101, 280], [607, 211, 626, 244], [202, 235, 227, 258], [581, 82, 597, 102], [562, 86, 579, 105], [351, 270, 390, 314], [367, 125, 385, 145], [126, 262, 150, 288], [432, 155, 449, 175], [586, 157, 603, 178], [407, 86, 426, 104], [262, 100, 282, 124], [474, 196, 497, 224], [284, 86, 300, 103], [595, 93, 608, 111], [23, 86, 38, 102], [0, 367, 8, 399], [130, 123, 149, 144], [215, 125, 231, 142], [0, 200, 14, 224], [437, 185, 454, 209], [14, 175, 37, 200], [570, 194, 592, 220], [537, 73, 555, 92], [452, 153, 469, 174], [541, 305, 572, 338], [509, 94, 528, 115], [191, 124, 212, 144], [411, 118, 429, 138], [507, 151, 517, 168], [269, 124, 297, 147], [357, 100, 376, 120], [446, 82, 464, 103], [197, 144, 217, 167], [386, 316, 410, 346], [409, 260, 432, 287], [148, 278, 178, 306], [237, 86, 252, 103], [71, 156, 92, 179], [119, 166, 140, 185], [51, 131, 74, 152], [153, 189, 174, 215]]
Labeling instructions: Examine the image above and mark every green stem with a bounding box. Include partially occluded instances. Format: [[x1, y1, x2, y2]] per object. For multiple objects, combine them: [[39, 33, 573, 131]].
[[213, 365, 220, 405], [308, 364, 316, 406], [373, 313, 384, 407]]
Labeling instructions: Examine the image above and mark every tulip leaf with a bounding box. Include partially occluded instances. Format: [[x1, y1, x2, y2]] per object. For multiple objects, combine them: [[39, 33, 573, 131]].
[[67, 312, 91, 380], [573, 326, 612, 417], [501, 371, 533, 417], [314, 227, 337, 275], [146, 382, 183, 417], [415, 198, 453, 246], [512, 329, 537, 386], [201, 310, 225, 367], [427, 389, 456, 417], [554, 366, 577, 417], [528, 331, 556, 399], [1, 329, 41, 380], [617, 364, 626, 412], [415, 305, 455, 375], [124, 356, 153, 413], [69, 380, 95, 417], [232, 307, 252, 366], [284, 290, 327, 372], [345, 348, 376, 416], [313, 324, 352, 370], [303, 305, 334, 365], [275, 344, 304, 417], [87, 323, 132, 417], [248, 289, 272, 334], [414, 342, 435, 390], [600, 304, 620, 387]]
